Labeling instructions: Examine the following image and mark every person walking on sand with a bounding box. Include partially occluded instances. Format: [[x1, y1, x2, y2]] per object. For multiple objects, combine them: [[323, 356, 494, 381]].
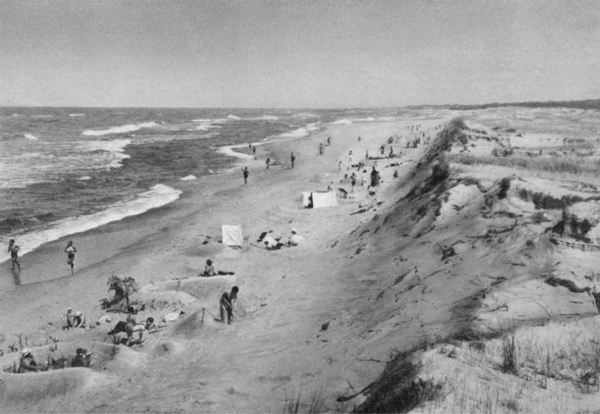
[[265, 157, 270, 169], [252, 145, 256, 155], [8, 239, 20, 271], [242, 166, 249, 184], [319, 143, 324, 155], [291, 152, 296, 168], [65, 240, 77, 273]]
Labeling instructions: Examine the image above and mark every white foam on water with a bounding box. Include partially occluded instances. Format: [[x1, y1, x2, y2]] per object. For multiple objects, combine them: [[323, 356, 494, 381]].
[[191, 119, 211, 123], [78, 176, 91, 181], [180, 175, 197, 181], [31, 115, 53, 118], [69, 114, 85, 117], [82, 122, 157, 136], [2, 184, 182, 259], [24, 134, 38, 140], [217, 144, 255, 160], [292, 112, 318, 118], [279, 127, 312, 138], [332, 119, 353, 125], [227, 114, 241, 120]]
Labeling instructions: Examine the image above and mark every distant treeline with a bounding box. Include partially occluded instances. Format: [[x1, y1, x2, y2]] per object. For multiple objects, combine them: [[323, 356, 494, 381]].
[[410, 99, 600, 111]]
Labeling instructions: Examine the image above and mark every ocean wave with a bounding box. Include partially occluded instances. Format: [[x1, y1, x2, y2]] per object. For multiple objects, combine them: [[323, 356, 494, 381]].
[[24, 134, 38, 140], [80, 139, 131, 153], [2, 184, 182, 258], [227, 115, 241, 120], [278, 124, 319, 138], [180, 175, 197, 181], [31, 115, 53, 118], [332, 119, 353, 125], [292, 113, 319, 118], [82, 122, 157, 136], [191, 119, 211, 123], [217, 144, 255, 160], [68, 114, 85, 117]]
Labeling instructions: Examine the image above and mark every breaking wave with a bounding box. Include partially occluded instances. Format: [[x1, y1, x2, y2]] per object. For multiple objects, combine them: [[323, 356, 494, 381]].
[[82, 122, 157, 136], [2, 184, 182, 258]]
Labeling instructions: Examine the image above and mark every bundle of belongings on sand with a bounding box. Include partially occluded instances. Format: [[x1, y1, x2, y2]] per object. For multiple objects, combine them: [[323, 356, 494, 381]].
[[257, 228, 304, 250]]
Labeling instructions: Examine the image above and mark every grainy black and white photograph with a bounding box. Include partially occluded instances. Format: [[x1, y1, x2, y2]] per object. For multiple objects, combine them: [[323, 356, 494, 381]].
[[1, 0, 600, 412]]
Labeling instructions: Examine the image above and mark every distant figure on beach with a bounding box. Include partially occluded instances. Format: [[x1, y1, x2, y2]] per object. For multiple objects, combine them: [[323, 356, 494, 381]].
[[370, 167, 380, 187], [220, 286, 239, 324], [72, 311, 86, 329], [252, 146, 256, 155], [248, 141, 251, 148], [65, 307, 74, 330], [287, 229, 304, 247], [291, 152, 296, 168], [327, 136, 331, 145], [242, 166, 249, 184], [319, 143, 324, 155], [18, 348, 44, 373], [47, 343, 66, 370], [65, 240, 77, 273], [351, 173, 357, 192], [71, 348, 92, 368], [358, 136, 361, 142], [393, 170, 399, 179], [8, 239, 20, 271], [389, 147, 394, 158], [202, 259, 215, 277], [366, 150, 369, 158], [266, 157, 270, 169], [220, 292, 233, 324]]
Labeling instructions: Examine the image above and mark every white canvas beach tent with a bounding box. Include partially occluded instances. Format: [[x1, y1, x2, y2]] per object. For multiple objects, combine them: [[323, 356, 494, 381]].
[[222, 225, 243, 246], [302, 191, 338, 208]]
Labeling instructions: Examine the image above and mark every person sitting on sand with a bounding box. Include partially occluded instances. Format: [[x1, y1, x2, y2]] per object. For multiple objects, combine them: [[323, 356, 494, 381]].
[[18, 348, 44, 373], [64, 307, 74, 330], [8, 239, 20, 271], [71, 348, 92, 368], [287, 228, 304, 247], [201, 259, 215, 277], [47, 343, 66, 370], [65, 240, 77, 273], [72, 311, 86, 329]]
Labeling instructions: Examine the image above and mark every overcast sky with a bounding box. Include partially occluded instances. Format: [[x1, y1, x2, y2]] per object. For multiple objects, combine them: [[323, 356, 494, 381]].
[[1, 0, 599, 108]]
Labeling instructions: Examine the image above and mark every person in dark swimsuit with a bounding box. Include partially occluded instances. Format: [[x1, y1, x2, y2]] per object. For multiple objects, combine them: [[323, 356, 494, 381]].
[[65, 240, 77, 273], [8, 239, 20, 271]]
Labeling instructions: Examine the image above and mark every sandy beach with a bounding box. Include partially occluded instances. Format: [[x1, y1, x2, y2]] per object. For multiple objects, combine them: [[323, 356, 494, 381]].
[[3, 108, 600, 413]]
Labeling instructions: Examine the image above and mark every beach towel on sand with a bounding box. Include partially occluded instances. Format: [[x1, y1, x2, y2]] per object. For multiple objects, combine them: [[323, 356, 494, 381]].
[[222, 225, 243, 246]]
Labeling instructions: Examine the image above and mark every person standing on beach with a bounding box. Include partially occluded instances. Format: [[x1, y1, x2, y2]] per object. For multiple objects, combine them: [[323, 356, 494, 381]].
[[351, 173, 357, 192], [265, 157, 270, 169], [8, 239, 20, 271], [319, 143, 324, 155], [242, 166, 249, 184], [220, 292, 233, 324], [65, 240, 77, 273], [291, 152, 296, 168], [252, 146, 256, 155]]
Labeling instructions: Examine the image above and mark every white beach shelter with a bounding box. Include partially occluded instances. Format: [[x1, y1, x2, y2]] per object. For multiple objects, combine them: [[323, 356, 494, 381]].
[[222, 225, 243, 246], [311, 191, 338, 208], [302, 192, 312, 208]]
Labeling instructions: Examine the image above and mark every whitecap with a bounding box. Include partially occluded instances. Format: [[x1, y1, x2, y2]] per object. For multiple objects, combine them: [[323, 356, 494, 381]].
[[24, 134, 38, 140], [180, 175, 197, 181], [78, 176, 91, 181], [82, 122, 157, 136], [2, 184, 182, 259], [332, 119, 353, 125], [227, 115, 241, 120], [69, 114, 85, 117]]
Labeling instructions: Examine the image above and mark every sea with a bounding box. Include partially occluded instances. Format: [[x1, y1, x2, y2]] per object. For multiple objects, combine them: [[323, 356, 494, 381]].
[[0, 107, 402, 259]]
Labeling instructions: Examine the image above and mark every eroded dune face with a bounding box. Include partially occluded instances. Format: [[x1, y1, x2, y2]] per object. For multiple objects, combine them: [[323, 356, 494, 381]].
[[4, 107, 600, 413]]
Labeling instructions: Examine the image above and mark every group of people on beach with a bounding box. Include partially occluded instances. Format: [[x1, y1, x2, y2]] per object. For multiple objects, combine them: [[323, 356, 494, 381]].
[[17, 343, 92, 373], [7, 239, 77, 273]]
